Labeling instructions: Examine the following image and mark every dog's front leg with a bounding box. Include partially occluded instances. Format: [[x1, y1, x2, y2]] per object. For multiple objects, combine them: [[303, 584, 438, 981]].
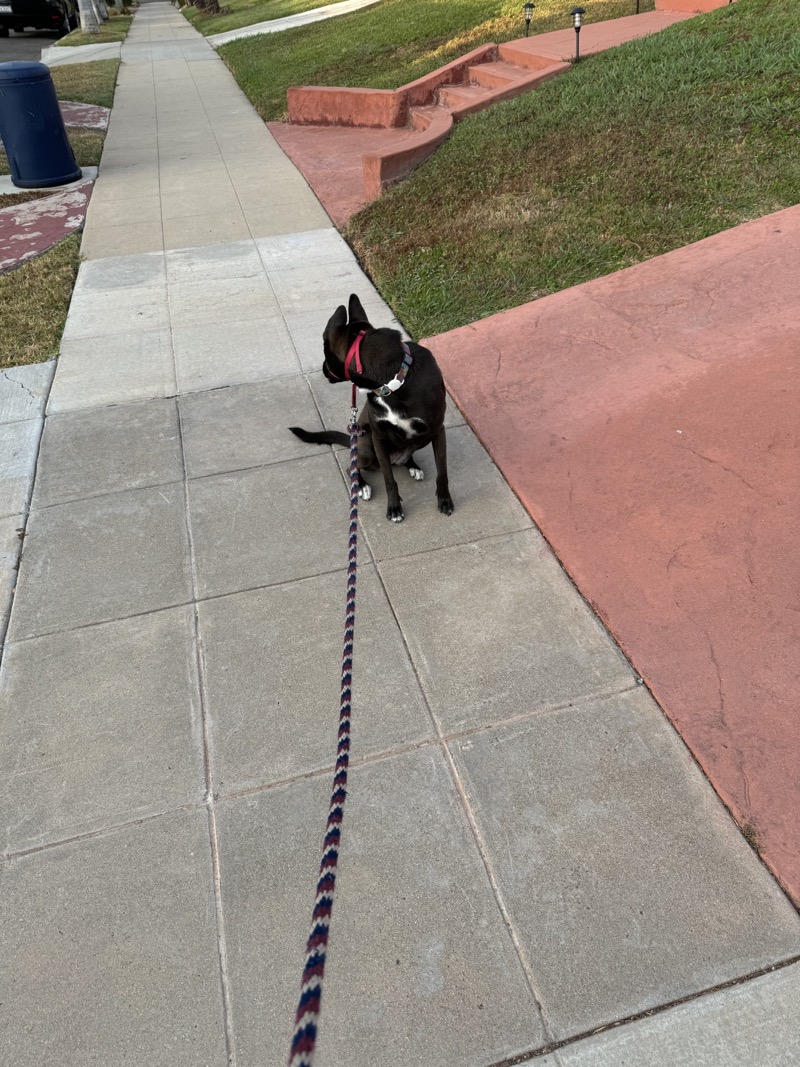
[[431, 426, 454, 515], [371, 433, 404, 522]]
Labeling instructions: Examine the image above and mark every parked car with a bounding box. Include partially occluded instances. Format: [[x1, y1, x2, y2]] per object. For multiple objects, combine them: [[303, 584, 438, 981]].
[[0, 0, 79, 37]]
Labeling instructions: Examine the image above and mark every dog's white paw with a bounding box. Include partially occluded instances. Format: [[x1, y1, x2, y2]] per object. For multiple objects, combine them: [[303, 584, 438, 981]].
[[408, 467, 425, 481], [359, 484, 372, 501]]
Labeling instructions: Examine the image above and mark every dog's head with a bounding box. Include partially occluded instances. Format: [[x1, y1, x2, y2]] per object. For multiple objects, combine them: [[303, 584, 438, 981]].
[[322, 293, 372, 385]]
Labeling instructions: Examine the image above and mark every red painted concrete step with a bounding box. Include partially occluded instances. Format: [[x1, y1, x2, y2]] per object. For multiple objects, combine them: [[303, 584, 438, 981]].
[[469, 60, 527, 90], [424, 206, 800, 907]]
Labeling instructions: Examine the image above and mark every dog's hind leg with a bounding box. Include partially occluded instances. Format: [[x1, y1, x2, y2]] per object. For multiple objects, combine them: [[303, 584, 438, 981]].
[[431, 426, 454, 515]]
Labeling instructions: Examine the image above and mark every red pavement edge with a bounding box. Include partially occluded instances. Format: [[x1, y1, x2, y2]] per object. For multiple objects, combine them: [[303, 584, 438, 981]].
[[423, 206, 800, 907]]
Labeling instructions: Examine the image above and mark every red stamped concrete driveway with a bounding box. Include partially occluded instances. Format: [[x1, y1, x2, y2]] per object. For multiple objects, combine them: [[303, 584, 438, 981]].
[[425, 206, 800, 905]]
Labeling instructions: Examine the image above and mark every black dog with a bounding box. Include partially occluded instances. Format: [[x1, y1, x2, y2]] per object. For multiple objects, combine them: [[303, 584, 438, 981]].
[[290, 294, 453, 523]]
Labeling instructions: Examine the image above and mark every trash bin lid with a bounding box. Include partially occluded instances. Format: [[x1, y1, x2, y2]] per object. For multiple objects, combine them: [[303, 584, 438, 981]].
[[0, 62, 52, 86]]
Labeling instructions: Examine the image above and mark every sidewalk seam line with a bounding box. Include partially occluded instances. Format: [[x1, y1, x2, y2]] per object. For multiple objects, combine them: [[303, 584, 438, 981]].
[[177, 355, 238, 1065]]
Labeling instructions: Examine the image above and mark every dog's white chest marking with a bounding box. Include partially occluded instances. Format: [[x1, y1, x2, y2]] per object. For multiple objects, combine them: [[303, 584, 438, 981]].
[[371, 395, 426, 438]]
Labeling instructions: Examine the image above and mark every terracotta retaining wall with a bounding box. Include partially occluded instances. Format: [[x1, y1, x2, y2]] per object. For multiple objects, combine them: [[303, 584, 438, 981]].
[[362, 109, 453, 198], [287, 43, 497, 129]]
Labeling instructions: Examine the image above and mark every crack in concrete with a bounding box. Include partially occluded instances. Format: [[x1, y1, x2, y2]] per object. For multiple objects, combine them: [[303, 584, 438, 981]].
[[704, 628, 752, 817], [0, 369, 38, 403], [682, 443, 765, 498]]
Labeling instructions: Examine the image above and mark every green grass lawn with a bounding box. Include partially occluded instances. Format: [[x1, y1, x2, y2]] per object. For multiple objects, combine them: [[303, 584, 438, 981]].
[[57, 12, 133, 46], [0, 61, 120, 368], [50, 58, 121, 108], [219, 0, 652, 122], [345, 0, 800, 338]]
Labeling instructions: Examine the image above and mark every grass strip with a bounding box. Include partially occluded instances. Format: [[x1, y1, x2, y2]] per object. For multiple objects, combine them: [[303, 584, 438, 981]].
[[346, 0, 800, 338], [50, 58, 121, 108], [0, 235, 81, 369], [58, 12, 133, 44], [219, 0, 651, 122], [58, 13, 132, 46]]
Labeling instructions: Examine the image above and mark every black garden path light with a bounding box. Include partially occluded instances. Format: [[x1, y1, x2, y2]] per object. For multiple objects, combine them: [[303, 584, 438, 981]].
[[524, 1, 535, 36], [570, 6, 586, 62]]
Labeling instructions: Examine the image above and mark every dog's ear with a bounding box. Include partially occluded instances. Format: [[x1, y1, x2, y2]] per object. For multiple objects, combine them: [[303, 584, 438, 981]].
[[324, 304, 348, 355], [348, 293, 370, 326], [325, 304, 347, 334]]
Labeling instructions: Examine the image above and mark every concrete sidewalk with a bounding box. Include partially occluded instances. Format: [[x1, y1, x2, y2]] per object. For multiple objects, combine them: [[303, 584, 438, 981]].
[[1, 2, 799, 1066]]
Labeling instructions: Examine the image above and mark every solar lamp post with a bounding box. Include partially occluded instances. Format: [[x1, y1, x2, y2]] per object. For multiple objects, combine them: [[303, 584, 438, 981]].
[[570, 7, 586, 62], [524, 2, 535, 36]]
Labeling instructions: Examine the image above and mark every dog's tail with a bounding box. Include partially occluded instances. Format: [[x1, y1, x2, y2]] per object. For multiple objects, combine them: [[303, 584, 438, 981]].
[[289, 426, 350, 447]]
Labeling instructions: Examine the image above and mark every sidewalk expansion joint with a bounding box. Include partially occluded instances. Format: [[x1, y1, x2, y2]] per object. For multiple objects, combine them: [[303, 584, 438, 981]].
[[176, 393, 238, 1066], [197, 680, 640, 806], [1, 799, 208, 863]]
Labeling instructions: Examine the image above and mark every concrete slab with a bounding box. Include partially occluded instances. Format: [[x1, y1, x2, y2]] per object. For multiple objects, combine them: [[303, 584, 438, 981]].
[[80, 218, 165, 259], [266, 259, 374, 315], [74, 251, 166, 292], [0, 607, 205, 852], [187, 452, 352, 599], [556, 961, 800, 1067], [380, 528, 633, 734], [85, 192, 162, 227], [179, 376, 323, 479], [0, 419, 43, 519], [338, 422, 534, 560], [164, 241, 266, 283], [199, 566, 434, 791], [48, 330, 177, 414], [0, 361, 54, 425], [216, 748, 545, 1067], [254, 228, 354, 271], [32, 398, 183, 508], [61, 284, 170, 341], [0, 812, 228, 1067], [162, 211, 251, 251], [450, 688, 800, 1041], [243, 204, 333, 239], [8, 483, 192, 640], [172, 314, 300, 393], [167, 274, 279, 326]]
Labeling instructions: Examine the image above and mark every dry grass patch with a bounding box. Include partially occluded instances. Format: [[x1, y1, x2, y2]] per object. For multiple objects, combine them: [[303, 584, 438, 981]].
[[0, 236, 81, 370]]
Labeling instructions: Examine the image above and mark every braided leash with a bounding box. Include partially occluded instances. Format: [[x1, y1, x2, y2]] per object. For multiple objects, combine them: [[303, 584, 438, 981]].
[[288, 392, 360, 1067]]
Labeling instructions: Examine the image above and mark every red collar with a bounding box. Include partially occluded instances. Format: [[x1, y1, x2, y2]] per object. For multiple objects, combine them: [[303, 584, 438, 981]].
[[344, 331, 366, 381]]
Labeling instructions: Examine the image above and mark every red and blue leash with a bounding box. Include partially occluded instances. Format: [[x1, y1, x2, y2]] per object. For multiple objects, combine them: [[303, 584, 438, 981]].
[[288, 388, 360, 1067]]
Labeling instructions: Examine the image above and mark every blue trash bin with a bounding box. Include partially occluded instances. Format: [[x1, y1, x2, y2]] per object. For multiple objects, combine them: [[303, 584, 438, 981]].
[[0, 61, 82, 189]]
